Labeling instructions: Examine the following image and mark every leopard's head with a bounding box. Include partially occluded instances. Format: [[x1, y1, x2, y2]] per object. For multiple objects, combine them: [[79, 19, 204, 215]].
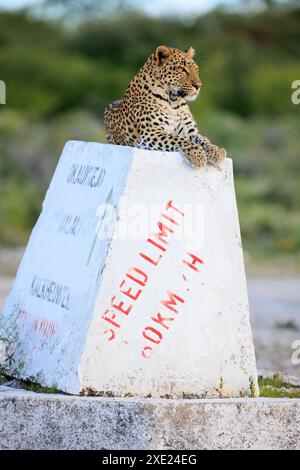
[[154, 46, 202, 102]]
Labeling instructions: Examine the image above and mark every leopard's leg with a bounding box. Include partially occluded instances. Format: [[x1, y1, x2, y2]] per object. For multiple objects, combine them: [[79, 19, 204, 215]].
[[194, 135, 227, 167], [137, 130, 207, 168], [175, 107, 227, 167]]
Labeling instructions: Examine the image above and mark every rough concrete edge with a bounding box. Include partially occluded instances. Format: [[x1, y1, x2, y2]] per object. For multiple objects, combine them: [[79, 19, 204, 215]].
[[1, 385, 300, 405]]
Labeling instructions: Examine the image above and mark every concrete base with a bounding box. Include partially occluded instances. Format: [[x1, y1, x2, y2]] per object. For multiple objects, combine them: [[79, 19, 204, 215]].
[[0, 386, 299, 450]]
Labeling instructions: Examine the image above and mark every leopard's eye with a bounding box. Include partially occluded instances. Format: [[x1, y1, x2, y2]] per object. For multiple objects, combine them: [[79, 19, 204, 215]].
[[180, 67, 189, 75]]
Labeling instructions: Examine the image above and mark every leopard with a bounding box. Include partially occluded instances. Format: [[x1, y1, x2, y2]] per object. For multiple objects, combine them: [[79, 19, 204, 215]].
[[104, 45, 227, 168]]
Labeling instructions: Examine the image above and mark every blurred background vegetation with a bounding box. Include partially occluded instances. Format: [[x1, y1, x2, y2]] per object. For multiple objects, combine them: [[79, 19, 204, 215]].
[[0, 0, 299, 269]]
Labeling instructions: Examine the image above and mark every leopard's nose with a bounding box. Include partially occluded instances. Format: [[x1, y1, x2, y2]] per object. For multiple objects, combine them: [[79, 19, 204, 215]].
[[193, 82, 202, 90]]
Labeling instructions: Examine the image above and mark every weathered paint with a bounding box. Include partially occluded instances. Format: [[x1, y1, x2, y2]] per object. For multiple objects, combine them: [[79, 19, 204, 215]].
[[0, 141, 258, 397], [0, 142, 133, 391]]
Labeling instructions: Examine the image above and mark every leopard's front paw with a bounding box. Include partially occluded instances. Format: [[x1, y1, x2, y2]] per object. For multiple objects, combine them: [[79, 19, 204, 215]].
[[203, 143, 227, 167], [183, 144, 207, 168]]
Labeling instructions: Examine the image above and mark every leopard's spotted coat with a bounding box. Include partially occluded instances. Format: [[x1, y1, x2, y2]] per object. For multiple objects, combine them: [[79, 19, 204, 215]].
[[104, 46, 226, 168]]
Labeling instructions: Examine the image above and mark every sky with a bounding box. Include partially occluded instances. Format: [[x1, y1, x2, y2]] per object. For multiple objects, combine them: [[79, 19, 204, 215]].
[[0, 0, 243, 16]]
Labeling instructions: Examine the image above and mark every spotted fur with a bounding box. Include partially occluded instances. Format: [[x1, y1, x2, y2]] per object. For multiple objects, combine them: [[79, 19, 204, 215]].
[[104, 45, 226, 168]]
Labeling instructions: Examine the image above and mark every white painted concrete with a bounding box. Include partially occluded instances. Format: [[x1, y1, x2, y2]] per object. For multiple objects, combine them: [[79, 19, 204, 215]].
[[0, 386, 299, 450], [0, 142, 258, 397]]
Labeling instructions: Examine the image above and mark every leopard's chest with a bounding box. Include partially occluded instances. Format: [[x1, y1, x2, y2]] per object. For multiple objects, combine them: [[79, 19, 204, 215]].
[[156, 107, 183, 133]]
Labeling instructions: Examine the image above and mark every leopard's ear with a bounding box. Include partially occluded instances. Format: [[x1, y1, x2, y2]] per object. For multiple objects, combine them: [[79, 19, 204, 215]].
[[155, 45, 171, 66], [186, 47, 195, 59]]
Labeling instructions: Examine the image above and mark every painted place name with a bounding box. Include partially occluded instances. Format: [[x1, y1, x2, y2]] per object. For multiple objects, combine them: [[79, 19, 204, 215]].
[[18, 309, 58, 339], [58, 212, 82, 236], [140, 253, 203, 359], [30, 275, 71, 310], [67, 164, 106, 188]]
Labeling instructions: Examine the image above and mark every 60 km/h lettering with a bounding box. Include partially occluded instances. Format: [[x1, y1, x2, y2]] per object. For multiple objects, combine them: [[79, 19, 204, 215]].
[[141, 253, 203, 359], [97, 199, 204, 358]]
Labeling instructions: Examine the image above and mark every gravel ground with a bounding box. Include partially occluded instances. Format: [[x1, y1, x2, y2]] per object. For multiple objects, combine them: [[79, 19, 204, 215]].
[[248, 278, 300, 378], [0, 252, 299, 379]]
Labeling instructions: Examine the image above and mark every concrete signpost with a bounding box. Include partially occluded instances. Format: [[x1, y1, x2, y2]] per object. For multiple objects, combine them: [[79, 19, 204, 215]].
[[0, 141, 259, 398]]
